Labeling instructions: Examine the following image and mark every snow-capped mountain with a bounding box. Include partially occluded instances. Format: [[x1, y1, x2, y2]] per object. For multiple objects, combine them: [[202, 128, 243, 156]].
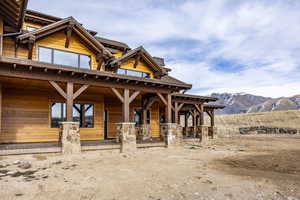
[[211, 93, 271, 114], [211, 93, 300, 115], [247, 95, 300, 113]]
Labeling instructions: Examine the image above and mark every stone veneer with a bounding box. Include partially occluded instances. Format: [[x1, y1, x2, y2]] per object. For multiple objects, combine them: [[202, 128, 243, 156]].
[[160, 123, 182, 147], [59, 122, 81, 154], [136, 124, 151, 141], [117, 123, 137, 153]]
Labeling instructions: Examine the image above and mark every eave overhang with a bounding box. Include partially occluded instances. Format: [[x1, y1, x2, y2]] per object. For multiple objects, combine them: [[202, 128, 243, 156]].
[[0, 0, 28, 31], [172, 93, 218, 104], [0, 56, 192, 93], [108, 46, 164, 76], [16, 17, 112, 58]]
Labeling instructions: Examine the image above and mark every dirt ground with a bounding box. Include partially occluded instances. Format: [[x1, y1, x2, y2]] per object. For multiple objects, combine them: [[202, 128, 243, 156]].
[[1, 136, 300, 200]]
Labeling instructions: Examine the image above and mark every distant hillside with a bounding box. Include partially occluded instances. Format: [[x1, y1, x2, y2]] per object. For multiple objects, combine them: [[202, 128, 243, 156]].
[[211, 93, 271, 114], [247, 95, 300, 113], [211, 93, 300, 115]]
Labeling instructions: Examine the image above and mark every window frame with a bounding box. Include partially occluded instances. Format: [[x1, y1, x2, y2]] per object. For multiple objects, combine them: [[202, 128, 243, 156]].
[[116, 68, 151, 78], [38, 46, 91, 69], [49, 101, 95, 128]]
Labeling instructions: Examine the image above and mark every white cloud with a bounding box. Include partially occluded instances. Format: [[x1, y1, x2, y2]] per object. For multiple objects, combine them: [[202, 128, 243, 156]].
[[28, 0, 300, 98]]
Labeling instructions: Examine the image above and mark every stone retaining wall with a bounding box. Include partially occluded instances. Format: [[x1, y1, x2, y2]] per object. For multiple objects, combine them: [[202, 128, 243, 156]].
[[239, 126, 300, 135]]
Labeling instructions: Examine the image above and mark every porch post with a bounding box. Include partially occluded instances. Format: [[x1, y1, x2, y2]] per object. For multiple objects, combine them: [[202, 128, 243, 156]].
[[167, 94, 172, 123], [112, 88, 140, 153], [174, 102, 179, 124], [193, 109, 197, 137], [66, 82, 74, 121]]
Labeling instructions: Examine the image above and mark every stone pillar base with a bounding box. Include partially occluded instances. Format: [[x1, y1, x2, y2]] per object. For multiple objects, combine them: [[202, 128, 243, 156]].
[[136, 124, 151, 141], [199, 125, 209, 144], [59, 122, 81, 154], [160, 123, 182, 147], [117, 123, 136, 153]]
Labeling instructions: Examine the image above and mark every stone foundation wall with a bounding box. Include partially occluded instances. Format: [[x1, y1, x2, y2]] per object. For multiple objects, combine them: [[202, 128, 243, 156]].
[[117, 123, 136, 153], [136, 124, 151, 141], [240, 126, 300, 135], [59, 122, 81, 154]]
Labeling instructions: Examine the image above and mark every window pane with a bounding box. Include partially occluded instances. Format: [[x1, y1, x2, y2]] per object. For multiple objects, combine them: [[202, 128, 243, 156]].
[[51, 102, 65, 128], [83, 104, 94, 128], [134, 109, 142, 125], [117, 68, 126, 75], [39, 47, 52, 63], [73, 104, 81, 123], [127, 70, 143, 77], [142, 72, 150, 78], [79, 55, 91, 69], [54, 50, 78, 67]]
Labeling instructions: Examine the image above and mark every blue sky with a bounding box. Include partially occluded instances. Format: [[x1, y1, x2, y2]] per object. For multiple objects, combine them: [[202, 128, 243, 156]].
[[28, 0, 300, 98]]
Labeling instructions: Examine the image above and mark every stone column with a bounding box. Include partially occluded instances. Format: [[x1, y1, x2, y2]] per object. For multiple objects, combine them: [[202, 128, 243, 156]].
[[117, 123, 137, 153], [60, 122, 81, 154], [136, 124, 151, 141], [161, 123, 181, 147], [199, 125, 209, 145]]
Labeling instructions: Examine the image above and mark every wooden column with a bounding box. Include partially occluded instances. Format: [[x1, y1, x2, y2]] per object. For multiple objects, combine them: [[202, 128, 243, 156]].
[[66, 82, 74, 121], [123, 88, 130, 122], [167, 94, 172, 123], [185, 113, 188, 128], [211, 110, 215, 127], [142, 110, 147, 124], [112, 88, 140, 123], [0, 16, 3, 56], [193, 109, 197, 137], [49, 81, 89, 122], [174, 102, 179, 124]]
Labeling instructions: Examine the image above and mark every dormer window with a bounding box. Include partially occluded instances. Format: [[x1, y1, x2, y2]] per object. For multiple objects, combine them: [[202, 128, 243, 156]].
[[38, 46, 91, 69], [117, 68, 150, 78]]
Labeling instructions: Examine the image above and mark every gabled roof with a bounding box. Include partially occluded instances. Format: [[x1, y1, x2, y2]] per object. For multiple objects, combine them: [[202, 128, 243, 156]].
[[0, 0, 28, 30], [25, 9, 98, 36], [108, 46, 163, 73], [95, 36, 130, 51], [17, 17, 112, 58]]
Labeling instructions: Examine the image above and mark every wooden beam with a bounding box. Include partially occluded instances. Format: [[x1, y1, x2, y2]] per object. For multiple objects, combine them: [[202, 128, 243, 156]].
[[167, 94, 172, 123], [66, 82, 74, 121], [27, 35, 35, 60], [73, 84, 89, 100], [65, 22, 75, 48], [145, 97, 157, 110], [49, 81, 67, 99], [123, 88, 130, 122], [111, 88, 124, 103], [157, 92, 175, 110], [134, 53, 141, 68], [129, 90, 140, 104]]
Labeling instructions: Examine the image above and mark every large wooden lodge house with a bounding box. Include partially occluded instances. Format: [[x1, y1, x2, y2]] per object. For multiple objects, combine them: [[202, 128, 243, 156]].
[[0, 0, 224, 154]]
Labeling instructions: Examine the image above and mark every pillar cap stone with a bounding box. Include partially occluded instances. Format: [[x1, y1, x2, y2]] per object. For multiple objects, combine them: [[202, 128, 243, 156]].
[[59, 122, 80, 125], [116, 122, 136, 125]]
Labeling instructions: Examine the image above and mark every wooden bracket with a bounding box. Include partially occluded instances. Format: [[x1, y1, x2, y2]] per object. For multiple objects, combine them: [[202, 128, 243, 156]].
[[49, 81, 67, 99], [65, 21, 75, 48], [156, 92, 175, 111], [134, 53, 141, 68], [27, 35, 35, 59]]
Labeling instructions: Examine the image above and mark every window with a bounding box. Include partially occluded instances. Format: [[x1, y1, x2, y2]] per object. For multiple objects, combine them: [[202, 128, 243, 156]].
[[116, 68, 151, 78], [51, 102, 94, 128], [38, 47, 91, 69], [133, 109, 150, 125], [26, 26, 37, 32], [51, 102, 66, 128]]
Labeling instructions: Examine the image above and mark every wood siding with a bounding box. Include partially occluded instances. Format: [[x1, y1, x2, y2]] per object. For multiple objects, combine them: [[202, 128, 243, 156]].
[[0, 85, 104, 143]]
